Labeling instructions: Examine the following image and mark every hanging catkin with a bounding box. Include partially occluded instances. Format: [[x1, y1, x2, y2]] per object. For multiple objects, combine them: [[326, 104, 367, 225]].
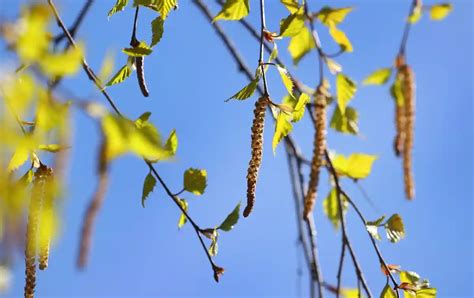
[[38, 167, 54, 270], [394, 101, 406, 157], [303, 85, 327, 219], [243, 96, 268, 218], [24, 165, 49, 298], [135, 56, 149, 97], [400, 64, 415, 199]]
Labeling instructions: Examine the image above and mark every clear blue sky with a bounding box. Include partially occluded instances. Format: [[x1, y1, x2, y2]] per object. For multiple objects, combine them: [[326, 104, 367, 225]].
[[1, 0, 472, 297]]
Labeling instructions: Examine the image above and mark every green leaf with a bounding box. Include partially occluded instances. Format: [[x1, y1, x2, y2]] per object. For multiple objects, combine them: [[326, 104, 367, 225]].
[[164, 129, 178, 155], [150, 16, 164, 47], [278, 7, 305, 37], [108, 0, 129, 17], [366, 216, 385, 241], [183, 168, 207, 195], [336, 73, 357, 114], [122, 41, 153, 57], [363, 68, 393, 85], [408, 4, 423, 24], [134, 0, 177, 19], [209, 233, 219, 256], [280, 0, 299, 13], [416, 288, 437, 298], [288, 27, 315, 65], [177, 198, 188, 228], [380, 284, 397, 298], [400, 271, 420, 285], [330, 106, 358, 135], [38, 144, 67, 152], [218, 202, 241, 231], [323, 188, 348, 229], [106, 64, 133, 87], [227, 79, 259, 101], [332, 153, 377, 179], [292, 93, 310, 122], [213, 0, 250, 22], [430, 3, 452, 20], [390, 72, 405, 107], [316, 6, 353, 26], [141, 172, 156, 207], [341, 288, 364, 298], [8, 147, 30, 172], [272, 112, 293, 154], [39, 44, 84, 77], [385, 214, 405, 243], [276, 65, 294, 98], [329, 25, 353, 52]]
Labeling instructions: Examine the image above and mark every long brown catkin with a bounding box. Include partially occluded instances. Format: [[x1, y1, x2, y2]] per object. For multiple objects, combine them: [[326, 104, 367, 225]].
[[401, 65, 415, 199], [24, 165, 49, 298], [135, 56, 149, 97], [38, 168, 54, 270], [303, 86, 327, 219], [394, 101, 406, 157], [243, 96, 267, 218]]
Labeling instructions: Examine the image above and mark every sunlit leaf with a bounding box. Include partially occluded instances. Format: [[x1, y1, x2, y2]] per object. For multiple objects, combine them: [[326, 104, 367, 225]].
[[280, 0, 299, 13], [183, 168, 207, 195], [316, 6, 353, 26], [336, 73, 357, 114], [151, 16, 164, 47], [341, 288, 364, 298], [385, 214, 405, 243], [276, 65, 294, 98], [390, 72, 405, 107], [38, 144, 67, 152], [330, 106, 358, 135], [323, 188, 348, 229], [99, 52, 115, 83], [363, 68, 393, 85], [39, 44, 84, 77], [177, 198, 188, 228], [329, 25, 353, 52], [141, 171, 156, 207], [209, 232, 219, 256], [430, 3, 452, 20], [380, 284, 397, 298], [272, 112, 293, 154], [106, 64, 133, 87], [278, 7, 305, 37], [332, 153, 377, 179], [416, 287, 437, 298], [108, 0, 129, 17], [326, 57, 342, 74], [164, 129, 178, 155], [227, 78, 259, 101], [122, 41, 153, 57], [213, 0, 250, 22], [366, 216, 385, 241], [288, 27, 315, 65], [408, 4, 423, 24], [134, 0, 178, 19], [219, 202, 241, 231], [8, 147, 30, 172]]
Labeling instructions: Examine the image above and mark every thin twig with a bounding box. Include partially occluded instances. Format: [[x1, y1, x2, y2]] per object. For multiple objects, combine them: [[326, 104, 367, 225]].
[[53, 0, 94, 45], [398, 0, 418, 57], [335, 242, 346, 298], [47, 0, 220, 280]]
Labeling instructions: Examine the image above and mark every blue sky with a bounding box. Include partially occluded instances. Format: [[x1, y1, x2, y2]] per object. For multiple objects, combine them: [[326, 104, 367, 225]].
[[1, 0, 472, 297]]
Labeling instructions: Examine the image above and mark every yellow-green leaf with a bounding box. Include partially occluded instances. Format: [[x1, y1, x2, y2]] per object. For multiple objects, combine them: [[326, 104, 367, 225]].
[[332, 153, 377, 179], [336, 73, 357, 114], [164, 129, 178, 155], [38, 144, 67, 152], [141, 171, 156, 207], [292, 93, 310, 122], [106, 64, 133, 87], [326, 57, 342, 74], [272, 113, 293, 154], [363, 68, 393, 85], [430, 3, 452, 20], [385, 214, 405, 243], [408, 4, 423, 24], [209, 234, 219, 256], [177, 198, 188, 228], [151, 16, 164, 47], [276, 65, 294, 98], [98, 52, 115, 83], [134, 0, 177, 19], [183, 168, 207, 195], [390, 72, 405, 107], [218, 202, 241, 232], [380, 284, 397, 298], [8, 148, 30, 172], [39, 44, 84, 77], [329, 25, 353, 52], [278, 7, 305, 37], [288, 27, 315, 65], [122, 41, 153, 57], [316, 6, 353, 26], [341, 288, 364, 298], [323, 188, 348, 229], [366, 216, 385, 241], [228, 79, 259, 101], [280, 0, 299, 13], [213, 0, 250, 22], [416, 288, 437, 298], [330, 106, 358, 135], [108, 0, 129, 17]]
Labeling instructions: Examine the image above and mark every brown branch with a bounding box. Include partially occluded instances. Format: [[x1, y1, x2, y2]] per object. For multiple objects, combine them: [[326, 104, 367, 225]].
[[47, 0, 221, 281], [53, 0, 94, 45]]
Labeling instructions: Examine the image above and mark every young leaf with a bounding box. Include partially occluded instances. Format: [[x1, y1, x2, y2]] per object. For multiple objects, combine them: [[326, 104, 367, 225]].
[[330, 106, 359, 135], [141, 172, 156, 207], [227, 79, 259, 101], [416, 288, 437, 297], [408, 3, 423, 24], [183, 168, 207, 195], [331, 153, 377, 179], [38, 144, 67, 152], [209, 234, 219, 256], [291, 93, 310, 122], [106, 64, 132, 87], [280, 0, 299, 13], [363, 68, 393, 85], [8, 147, 30, 172], [164, 129, 178, 155], [150, 16, 164, 47], [218, 202, 241, 232], [272, 113, 293, 154], [326, 57, 342, 74], [366, 216, 385, 241], [390, 72, 405, 107], [341, 288, 363, 298], [288, 27, 315, 65], [336, 73, 357, 114], [278, 7, 305, 37], [213, 0, 250, 22], [316, 6, 353, 26], [430, 3, 452, 20], [385, 214, 405, 243], [134, 0, 177, 19], [380, 284, 397, 298], [323, 188, 348, 229], [329, 25, 353, 52], [108, 0, 129, 18], [122, 41, 153, 57], [177, 198, 188, 228], [400, 271, 420, 284], [276, 65, 294, 98], [39, 44, 84, 77]]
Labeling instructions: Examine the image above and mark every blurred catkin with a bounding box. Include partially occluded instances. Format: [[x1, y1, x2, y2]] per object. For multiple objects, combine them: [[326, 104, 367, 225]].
[[400, 64, 415, 199]]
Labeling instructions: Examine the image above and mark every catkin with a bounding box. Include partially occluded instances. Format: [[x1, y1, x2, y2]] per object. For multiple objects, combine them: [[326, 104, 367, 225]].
[[243, 96, 267, 218], [394, 102, 405, 157], [24, 165, 49, 298], [303, 86, 327, 219], [400, 65, 415, 199], [38, 168, 54, 270], [135, 56, 149, 97]]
